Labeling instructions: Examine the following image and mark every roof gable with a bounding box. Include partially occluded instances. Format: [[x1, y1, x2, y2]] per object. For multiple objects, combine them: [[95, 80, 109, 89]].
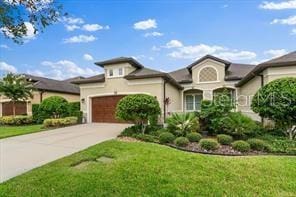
[[186, 55, 231, 72]]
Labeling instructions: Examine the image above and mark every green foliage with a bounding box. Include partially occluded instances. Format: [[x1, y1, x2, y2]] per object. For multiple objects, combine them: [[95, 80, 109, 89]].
[[200, 91, 234, 133], [0, 115, 33, 125], [0, 0, 64, 44], [186, 132, 202, 142], [159, 132, 175, 144], [217, 134, 233, 145], [259, 134, 296, 155], [0, 73, 34, 116], [216, 112, 259, 138], [150, 128, 167, 137], [38, 96, 69, 120], [119, 125, 141, 137], [166, 113, 199, 136], [199, 139, 219, 150], [174, 137, 189, 147], [116, 94, 161, 134], [68, 102, 82, 123], [148, 114, 159, 126], [132, 134, 158, 143], [247, 138, 271, 152], [251, 77, 296, 140], [43, 117, 78, 128], [231, 140, 250, 152]]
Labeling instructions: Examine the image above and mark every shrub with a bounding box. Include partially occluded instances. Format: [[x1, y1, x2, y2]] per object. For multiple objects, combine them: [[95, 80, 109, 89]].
[[231, 140, 250, 152], [119, 125, 141, 137], [116, 94, 161, 134], [217, 112, 259, 138], [166, 113, 199, 136], [174, 137, 189, 147], [38, 96, 69, 120], [251, 77, 296, 140], [217, 134, 233, 145], [133, 134, 158, 143], [186, 132, 202, 142], [43, 116, 78, 128], [150, 128, 167, 137], [0, 115, 33, 125], [199, 139, 219, 150], [247, 138, 271, 152], [159, 132, 175, 144]]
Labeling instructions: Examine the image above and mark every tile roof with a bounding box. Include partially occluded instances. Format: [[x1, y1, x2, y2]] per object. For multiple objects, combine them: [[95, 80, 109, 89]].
[[72, 74, 105, 84], [24, 74, 80, 95], [95, 57, 144, 69]]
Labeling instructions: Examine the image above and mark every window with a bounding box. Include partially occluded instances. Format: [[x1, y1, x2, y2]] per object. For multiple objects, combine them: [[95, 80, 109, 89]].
[[199, 67, 218, 82], [107, 68, 124, 78], [109, 69, 113, 77], [185, 94, 203, 111]]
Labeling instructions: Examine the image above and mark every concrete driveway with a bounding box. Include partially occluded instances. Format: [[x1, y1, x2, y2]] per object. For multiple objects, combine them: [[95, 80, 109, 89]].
[[0, 123, 129, 183]]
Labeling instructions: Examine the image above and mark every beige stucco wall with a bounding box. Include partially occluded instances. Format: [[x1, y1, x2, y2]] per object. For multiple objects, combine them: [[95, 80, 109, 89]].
[[165, 82, 182, 114], [237, 65, 296, 121]]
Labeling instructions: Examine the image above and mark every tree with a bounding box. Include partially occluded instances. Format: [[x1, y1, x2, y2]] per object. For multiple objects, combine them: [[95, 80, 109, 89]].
[[251, 77, 296, 140], [38, 96, 69, 119], [0, 0, 64, 44], [0, 73, 34, 116], [116, 94, 161, 134]]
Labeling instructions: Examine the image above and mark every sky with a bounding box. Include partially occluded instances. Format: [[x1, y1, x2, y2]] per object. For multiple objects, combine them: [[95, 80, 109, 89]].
[[0, 0, 296, 80]]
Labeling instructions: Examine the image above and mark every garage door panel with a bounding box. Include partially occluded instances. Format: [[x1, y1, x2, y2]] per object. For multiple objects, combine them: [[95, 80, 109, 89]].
[[91, 95, 125, 123]]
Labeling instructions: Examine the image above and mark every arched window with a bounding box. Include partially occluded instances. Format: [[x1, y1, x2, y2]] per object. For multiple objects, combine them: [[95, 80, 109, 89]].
[[199, 67, 218, 82]]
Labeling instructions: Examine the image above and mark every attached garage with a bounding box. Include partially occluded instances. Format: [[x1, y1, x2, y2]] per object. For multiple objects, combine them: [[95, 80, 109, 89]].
[[91, 95, 126, 123], [2, 102, 27, 116]]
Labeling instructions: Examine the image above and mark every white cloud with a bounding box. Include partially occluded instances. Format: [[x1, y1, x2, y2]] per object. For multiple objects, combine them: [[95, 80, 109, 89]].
[[259, 0, 296, 10], [152, 46, 161, 51], [62, 16, 84, 24], [83, 54, 94, 61], [291, 28, 296, 35], [65, 24, 80, 31], [144, 31, 163, 37], [40, 60, 100, 80], [164, 40, 183, 48], [63, 35, 97, 43], [82, 24, 109, 32], [0, 61, 17, 73], [264, 49, 288, 58], [1, 22, 37, 41], [0, 44, 10, 49], [271, 15, 296, 25], [27, 70, 46, 77], [168, 44, 224, 59], [215, 51, 257, 61], [133, 19, 157, 30]]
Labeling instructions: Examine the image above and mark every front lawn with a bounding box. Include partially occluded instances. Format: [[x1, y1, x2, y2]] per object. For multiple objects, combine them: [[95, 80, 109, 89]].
[[0, 124, 44, 139], [0, 140, 295, 196]]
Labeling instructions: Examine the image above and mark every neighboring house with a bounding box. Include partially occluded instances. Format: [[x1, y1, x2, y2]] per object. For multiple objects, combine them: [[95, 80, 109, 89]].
[[0, 74, 80, 116], [74, 51, 296, 123]]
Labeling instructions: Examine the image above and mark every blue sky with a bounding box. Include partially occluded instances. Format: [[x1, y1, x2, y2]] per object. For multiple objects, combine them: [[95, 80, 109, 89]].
[[0, 0, 296, 79]]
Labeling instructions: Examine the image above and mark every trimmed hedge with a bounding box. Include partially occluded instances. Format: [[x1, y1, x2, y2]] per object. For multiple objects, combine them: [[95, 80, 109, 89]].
[[159, 132, 175, 144], [43, 117, 78, 128], [232, 140, 250, 152], [174, 137, 189, 147], [199, 139, 219, 150], [0, 115, 33, 125], [217, 134, 233, 145], [247, 138, 271, 152], [186, 132, 202, 142]]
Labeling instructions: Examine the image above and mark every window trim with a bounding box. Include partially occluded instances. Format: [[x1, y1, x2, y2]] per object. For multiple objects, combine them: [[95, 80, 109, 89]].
[[197, 65, 219, 83], [106, 67, 124, 78]]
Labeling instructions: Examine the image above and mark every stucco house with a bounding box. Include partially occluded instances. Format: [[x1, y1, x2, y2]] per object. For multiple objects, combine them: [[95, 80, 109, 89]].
[[74, 51, 296, 123], [0, 74, 80, 116]]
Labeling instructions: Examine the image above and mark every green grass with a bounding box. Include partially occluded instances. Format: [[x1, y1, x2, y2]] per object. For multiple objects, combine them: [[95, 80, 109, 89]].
[[0, 140, 295, 196], [0, 124, 45, 139]]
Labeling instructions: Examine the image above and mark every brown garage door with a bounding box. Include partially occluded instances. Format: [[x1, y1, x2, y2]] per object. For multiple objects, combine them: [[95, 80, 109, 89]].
[[2, 102, 27, 116], [91, 95, 125, 123]]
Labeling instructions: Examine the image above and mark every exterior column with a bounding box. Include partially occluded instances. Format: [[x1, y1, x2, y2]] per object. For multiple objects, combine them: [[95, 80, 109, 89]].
[[203, 90, 213, 100]]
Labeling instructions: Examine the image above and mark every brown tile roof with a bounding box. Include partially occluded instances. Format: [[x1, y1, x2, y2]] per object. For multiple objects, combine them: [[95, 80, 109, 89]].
[[63, 76, 85, 83], [187, 54, 231, 71], [125, 68, 183, 89], [72, 74, 105, 84], [95, 57, 144, 69], [236, 51, 296, 87], [24, 74, 80, 95]]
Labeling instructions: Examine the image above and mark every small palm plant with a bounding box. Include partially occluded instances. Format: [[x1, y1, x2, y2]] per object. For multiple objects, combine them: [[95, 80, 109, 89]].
[[0, 73, 34, 116], [166, 113, 199, 136]]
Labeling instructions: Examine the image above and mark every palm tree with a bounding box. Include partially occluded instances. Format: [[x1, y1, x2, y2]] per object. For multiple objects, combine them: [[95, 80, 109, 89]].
[[0, 73, 34, 116]]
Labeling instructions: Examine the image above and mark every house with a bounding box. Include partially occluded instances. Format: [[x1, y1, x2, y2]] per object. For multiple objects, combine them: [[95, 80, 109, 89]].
[[0, 74, 80, 116], [74, 51, 296, 123]]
